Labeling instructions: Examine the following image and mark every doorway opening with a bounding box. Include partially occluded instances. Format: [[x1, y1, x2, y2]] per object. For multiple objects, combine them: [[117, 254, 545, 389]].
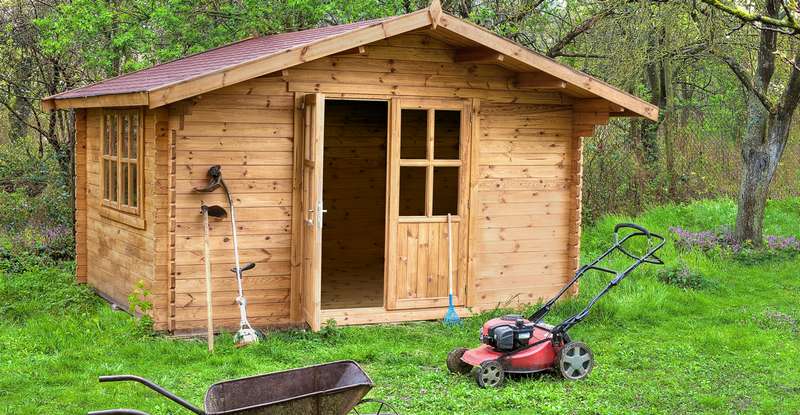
[[321, 100, 388, 310]]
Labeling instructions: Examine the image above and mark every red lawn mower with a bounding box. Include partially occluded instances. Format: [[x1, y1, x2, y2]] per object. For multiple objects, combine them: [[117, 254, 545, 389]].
[[447, 223, 665, 387]]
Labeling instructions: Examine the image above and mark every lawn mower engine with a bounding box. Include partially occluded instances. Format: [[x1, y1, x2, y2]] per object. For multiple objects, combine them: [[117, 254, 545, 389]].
[[480, 315, 537, 352]]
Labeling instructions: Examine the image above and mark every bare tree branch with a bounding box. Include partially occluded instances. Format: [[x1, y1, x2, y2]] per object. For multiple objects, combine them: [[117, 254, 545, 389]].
[[546, 10, 613, 58]]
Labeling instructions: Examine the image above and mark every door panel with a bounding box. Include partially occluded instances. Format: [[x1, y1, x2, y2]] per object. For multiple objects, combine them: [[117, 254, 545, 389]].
[[301, 93, 324, 331], [386, 98, 471, 310], [394, 221, 463, 308]]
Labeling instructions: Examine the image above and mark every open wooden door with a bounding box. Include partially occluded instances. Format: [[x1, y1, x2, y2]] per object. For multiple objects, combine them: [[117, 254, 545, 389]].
[[386, 98, 472, 310], [301, 93, 325, 331]]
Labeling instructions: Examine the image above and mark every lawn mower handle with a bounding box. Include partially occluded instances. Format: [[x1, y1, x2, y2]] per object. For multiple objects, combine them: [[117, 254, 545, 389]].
[[614, 223, 650, 238], [96, 375, 205, 415], [528, 222, 665, 328]]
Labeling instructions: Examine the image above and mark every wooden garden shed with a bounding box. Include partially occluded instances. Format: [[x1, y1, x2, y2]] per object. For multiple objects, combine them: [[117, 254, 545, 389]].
[[42, 1, 657, 334]]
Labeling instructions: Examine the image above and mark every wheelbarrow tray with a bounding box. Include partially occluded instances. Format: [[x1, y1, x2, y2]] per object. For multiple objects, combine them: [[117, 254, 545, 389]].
[[203, 361, 374, 415]]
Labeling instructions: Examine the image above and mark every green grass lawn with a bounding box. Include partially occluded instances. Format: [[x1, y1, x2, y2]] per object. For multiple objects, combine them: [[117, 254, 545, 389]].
[[1, 198, 799, 414]]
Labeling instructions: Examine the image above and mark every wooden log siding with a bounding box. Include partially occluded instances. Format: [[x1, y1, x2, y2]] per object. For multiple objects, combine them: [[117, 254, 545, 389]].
[[171, 77, 294, 331], [85, 108, 159, 315], [473, 102, 575, 309], [77, 32, 597, 331]]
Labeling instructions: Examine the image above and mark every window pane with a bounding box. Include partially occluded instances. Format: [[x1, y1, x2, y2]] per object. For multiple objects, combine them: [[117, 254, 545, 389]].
[[399, 167, 426, 216], [433, 167, 459, 216], [121, 163, 129, 205], [121, 115, 129, 158], [109, 115, 118, 156], [103, 159, 110, 199], [131, 163, 138, 208], [434, 110, 460, 159], [131, 112, 138, 158], [400, 109, 427, 159], [103, 115, 111, 155], [110, 161, 118, 202]]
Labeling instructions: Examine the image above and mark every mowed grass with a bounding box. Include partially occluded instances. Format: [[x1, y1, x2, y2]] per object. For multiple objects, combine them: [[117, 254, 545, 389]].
[[1, 198, 799, 414]]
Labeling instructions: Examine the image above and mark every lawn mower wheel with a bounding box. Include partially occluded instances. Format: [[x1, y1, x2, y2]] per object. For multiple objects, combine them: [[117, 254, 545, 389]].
[[475, 360, 505, 388], [556, 341, 594, 380], [446, 348, 472, 375]]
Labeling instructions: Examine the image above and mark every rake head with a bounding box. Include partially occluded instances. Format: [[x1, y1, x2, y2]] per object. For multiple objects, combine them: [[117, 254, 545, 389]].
[[443, 297, 461, 327]]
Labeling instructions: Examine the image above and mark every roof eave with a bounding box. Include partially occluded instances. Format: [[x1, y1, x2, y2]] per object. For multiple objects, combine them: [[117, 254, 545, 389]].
[[41, 91, 150, 112], [434, 13, 659, 121]]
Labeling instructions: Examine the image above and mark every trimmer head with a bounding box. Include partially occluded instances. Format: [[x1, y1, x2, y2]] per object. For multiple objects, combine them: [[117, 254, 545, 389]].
[[234, 327, 265, 348], [194, 165, 223, 193]]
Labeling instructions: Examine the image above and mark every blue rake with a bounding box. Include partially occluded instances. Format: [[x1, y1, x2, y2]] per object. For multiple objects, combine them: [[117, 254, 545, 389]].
[[443, 214, 461, 326]]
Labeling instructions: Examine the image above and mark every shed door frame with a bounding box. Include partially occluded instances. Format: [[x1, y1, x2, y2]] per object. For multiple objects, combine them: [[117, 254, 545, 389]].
[[385, 97, 473, 310]]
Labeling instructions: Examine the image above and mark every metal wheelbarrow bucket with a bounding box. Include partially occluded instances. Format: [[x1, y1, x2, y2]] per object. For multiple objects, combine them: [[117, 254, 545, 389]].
[[89, 361, 374, 415]]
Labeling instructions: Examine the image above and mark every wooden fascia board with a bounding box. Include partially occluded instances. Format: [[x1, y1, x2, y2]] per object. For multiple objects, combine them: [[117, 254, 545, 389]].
[[516, 72, 567, 89], [454, 47, 505, 64], [146, 9, 433, 108], [41, 92, 149, 111], [436, 13, 659, 121]]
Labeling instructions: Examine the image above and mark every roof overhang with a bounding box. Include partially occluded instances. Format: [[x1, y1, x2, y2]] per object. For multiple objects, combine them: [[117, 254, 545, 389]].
[[42, 1, 658, 121]]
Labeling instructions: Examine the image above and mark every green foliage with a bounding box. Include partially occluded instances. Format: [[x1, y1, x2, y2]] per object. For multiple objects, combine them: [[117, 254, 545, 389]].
[[656, 261, 712, 290], [0, 198, 799, 414], [128, 279, 154, 336], [0, 137, 74, 260]]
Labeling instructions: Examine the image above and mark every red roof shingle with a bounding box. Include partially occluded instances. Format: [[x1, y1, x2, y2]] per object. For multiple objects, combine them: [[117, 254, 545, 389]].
[[50, 17, 391, 100]]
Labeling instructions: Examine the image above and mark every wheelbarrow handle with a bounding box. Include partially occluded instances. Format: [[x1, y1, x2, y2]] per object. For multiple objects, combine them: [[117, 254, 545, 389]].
[[97, 375, 205, 415], [88, 410, 151, 415]]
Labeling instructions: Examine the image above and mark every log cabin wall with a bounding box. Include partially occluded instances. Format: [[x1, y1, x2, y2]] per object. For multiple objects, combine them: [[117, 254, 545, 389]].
[[84, 107, 162, 326], [473, 103, 575, 310], [163, 32, 579, 331], [170, 78, 294, 332]]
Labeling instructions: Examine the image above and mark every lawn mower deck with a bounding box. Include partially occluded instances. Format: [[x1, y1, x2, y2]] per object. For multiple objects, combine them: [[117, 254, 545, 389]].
[[447, 223, 665, 388]]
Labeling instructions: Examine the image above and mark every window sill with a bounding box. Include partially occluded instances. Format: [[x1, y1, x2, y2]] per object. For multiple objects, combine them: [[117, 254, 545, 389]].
[[99, 205, 146, 229]]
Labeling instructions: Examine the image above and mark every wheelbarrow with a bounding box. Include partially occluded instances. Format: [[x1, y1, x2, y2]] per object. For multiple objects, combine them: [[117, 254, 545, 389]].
[[88, 361, 392, 415]]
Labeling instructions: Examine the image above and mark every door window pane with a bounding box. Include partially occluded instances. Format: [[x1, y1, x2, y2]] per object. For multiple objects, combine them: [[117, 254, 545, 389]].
[[433, 167, 459, 215], [400, 109, 427, 159], [434, 110, 460, 159], [399, 167, 426, 216]]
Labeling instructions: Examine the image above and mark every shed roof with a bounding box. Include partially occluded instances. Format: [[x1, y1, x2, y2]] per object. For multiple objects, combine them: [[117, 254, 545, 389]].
[[42, 2, 658, 120], [47, 18, 390, 101]]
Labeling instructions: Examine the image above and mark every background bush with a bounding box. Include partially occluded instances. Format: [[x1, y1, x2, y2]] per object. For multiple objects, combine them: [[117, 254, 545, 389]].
[[0, 137, 73, 259]]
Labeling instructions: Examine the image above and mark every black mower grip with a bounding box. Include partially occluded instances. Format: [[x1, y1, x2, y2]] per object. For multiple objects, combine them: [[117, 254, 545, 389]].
[[614, 223, 650, 237]]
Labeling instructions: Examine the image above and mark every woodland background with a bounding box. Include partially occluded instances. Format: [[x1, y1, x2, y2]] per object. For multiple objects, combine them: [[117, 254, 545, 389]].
[[1, 0, 799, 258]]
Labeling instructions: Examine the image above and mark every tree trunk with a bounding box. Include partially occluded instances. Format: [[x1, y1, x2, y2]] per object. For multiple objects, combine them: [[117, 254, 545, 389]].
[[734, 112, 790, 245]]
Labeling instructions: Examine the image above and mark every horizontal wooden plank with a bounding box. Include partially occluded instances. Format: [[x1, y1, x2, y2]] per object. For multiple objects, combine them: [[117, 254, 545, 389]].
[[175, 150, 293, 166], [175, 220, 291, 237], [176, 136, 293, 152], [174, 275, 290, 293]]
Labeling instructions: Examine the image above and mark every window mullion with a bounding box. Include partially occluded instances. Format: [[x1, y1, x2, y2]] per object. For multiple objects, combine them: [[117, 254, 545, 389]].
[[425, 109, 435, 217]]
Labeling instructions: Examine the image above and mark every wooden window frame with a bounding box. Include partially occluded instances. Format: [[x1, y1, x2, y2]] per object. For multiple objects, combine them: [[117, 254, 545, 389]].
[[398, 102, 465, 222], [100, 108, 145, 228]]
